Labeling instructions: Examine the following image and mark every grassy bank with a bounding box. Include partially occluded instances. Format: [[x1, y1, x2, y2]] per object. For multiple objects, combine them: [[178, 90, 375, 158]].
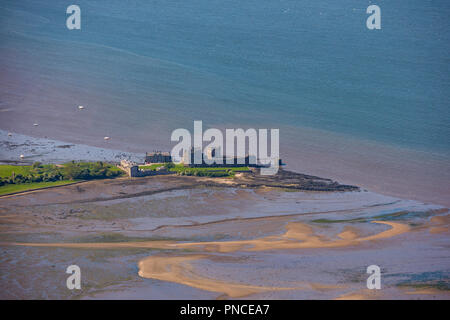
[[171, 165, 250, 173], [140, 163, 249, 172], [0, 162, 123, 195], [0, 165, 33, 177], [138, 164, 167, 170], [0, 180, 80, 195]]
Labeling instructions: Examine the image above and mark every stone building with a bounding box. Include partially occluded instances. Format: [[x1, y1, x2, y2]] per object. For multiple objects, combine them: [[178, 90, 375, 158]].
[[145, 151, 172, 164], [119, 159, 173, 177], [181, 147, 264, 167]]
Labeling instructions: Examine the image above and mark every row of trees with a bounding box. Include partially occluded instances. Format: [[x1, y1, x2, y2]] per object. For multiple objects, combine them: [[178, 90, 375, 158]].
[[0, 161, 123, 186], [63, 161, 122, 180]]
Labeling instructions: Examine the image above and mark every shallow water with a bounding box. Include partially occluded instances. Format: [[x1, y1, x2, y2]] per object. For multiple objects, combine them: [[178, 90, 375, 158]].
[[0, 0, 449, 205], [0, 184, 448, 299]]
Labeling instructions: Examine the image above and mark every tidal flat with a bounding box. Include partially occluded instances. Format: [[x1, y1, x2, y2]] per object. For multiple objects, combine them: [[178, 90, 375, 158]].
[[0, 174, 449, 299]]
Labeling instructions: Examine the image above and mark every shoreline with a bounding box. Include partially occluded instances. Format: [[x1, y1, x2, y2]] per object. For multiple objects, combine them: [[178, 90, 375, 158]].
[[0, 171, 359, 206], [0, 180, 88, 198], [1, 129, 448, 207], [0, 129, 144, 165], [0, 170, 447, 299]]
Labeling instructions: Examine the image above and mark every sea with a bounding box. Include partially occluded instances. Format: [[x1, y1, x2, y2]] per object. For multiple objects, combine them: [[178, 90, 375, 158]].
[[0, 0, 449, 205]]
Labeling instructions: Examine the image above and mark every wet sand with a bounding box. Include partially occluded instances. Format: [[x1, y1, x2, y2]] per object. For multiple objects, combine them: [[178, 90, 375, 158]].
[[0, 129, 143, 164], [0, 174, 449, 299]]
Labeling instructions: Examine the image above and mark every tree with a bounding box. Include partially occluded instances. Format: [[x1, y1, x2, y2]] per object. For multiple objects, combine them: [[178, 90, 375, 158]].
[[165, 162, 175, 169], [63, 163, 82, 180], [32, 161, 42, 169]]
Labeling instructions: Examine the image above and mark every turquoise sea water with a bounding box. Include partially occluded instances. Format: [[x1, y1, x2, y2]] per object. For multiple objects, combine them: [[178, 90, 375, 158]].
[[0, 0, 449, 204]]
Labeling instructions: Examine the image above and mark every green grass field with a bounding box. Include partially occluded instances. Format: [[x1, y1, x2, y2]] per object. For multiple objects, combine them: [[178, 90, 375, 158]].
[[139, 163, 250, 174], [0, 162, 123, 196], [0, 180, 80, 195], [139, 164, 165, 171], [169, 164, 249, 172], [0, 165, 32, 178]]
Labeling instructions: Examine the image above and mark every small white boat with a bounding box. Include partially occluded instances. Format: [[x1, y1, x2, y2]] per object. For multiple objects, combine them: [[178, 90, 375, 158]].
[[78, 105, 84, 110], [7, 132, 12, 137], [104, 136, 110, 140], [19, 154, 24, 159], [33, 123, 39, 126]]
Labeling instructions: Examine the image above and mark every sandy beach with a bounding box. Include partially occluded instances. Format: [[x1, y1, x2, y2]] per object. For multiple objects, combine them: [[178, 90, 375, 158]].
[[0, 171, 448, 299], [0, 129, 144, 165]]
